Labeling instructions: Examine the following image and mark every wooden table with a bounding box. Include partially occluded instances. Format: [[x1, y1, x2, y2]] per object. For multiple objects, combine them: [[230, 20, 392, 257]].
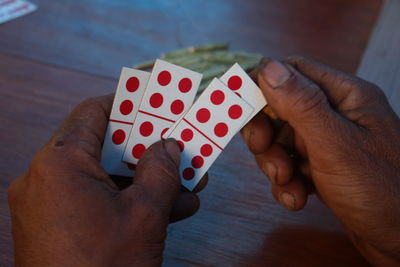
[[0, 0, 382, 266]]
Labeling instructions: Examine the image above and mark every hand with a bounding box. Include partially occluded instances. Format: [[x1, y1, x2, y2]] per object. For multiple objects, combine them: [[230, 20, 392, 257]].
[[242, 57, 400, 265], [8, 95, 207, 266]]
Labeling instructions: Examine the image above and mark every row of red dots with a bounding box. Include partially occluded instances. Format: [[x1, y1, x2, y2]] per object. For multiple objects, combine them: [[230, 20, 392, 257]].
[[119, 76, 141, 116], [180, 76, 243, 181], [178, 127, 214, 180]]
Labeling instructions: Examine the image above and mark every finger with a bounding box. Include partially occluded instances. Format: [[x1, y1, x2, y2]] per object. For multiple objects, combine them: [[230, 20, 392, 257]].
[[284, 56, 385, 111], [241, 112, 274, 154], [250, 64, 280, 120], [124, 139, 181, 213], [271, 177, 308, 211], [51, 94, 114, 160], [255, 143, 293, 185], [249, 57, 273, 82], [274, 122, 294, 147], [169, 192, 200, 223], [257, 59, 348, 140], [192, 173, 209, 193], [169, 173, 208, 223], [286, 57, 396, 131]]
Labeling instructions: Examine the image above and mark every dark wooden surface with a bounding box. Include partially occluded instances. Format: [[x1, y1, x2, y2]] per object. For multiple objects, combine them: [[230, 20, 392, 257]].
[[0, 0, 382, 266]]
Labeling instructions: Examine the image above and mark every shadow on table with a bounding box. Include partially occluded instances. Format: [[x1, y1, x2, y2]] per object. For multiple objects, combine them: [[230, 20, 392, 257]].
[[243, 226, 370, 267]]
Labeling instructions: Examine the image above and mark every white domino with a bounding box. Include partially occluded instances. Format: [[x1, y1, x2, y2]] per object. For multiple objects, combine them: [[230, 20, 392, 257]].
[[123, 59, 202, 165], [166, 78, 254, 190], [101, 67, 150, 176], [163, 63, 267, 139], [220, 63, 267, 125]]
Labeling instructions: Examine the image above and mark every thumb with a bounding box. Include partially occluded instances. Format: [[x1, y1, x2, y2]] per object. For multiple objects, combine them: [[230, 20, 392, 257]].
[[258, 60, 341, 138], [123, 139, 181, 214]]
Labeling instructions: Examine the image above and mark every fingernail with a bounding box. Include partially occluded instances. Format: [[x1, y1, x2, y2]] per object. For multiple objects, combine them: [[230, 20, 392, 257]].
[[261, 61, 291, 88], [164, 138, 179, 161], [262, 161, 277, 183], [279, 192, 296, 210]]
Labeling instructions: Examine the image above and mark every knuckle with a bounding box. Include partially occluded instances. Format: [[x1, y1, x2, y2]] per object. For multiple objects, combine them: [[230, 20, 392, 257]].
[[337, 76, 386, 105]]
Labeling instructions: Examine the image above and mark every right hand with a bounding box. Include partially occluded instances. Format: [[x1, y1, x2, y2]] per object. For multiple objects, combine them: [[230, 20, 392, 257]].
[[242, 56, 400, 266], [8, 95, 207, 267]]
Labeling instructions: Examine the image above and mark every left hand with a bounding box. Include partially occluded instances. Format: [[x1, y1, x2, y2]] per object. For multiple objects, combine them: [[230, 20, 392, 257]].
[[8, 94, 207, 266], [243, 57, 400, 265]]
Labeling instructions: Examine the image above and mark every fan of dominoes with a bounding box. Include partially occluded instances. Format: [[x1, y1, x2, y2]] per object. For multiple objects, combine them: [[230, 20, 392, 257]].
[[101, 59, 267, 190]]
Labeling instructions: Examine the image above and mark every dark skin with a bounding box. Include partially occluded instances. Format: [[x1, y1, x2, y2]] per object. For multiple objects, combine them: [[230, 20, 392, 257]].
[[243, 57, 400, 266], [8, 56, 400, 266], [8, 95, 208, 266]]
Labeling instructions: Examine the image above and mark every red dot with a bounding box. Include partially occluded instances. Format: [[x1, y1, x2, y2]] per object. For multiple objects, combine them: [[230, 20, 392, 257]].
[[214, 122, 228, 137], [160, 128, 169, 139], [119, 100, 133, 115], [126, 76, 140, 92], [228, 105, 243, 119], [228, 75, 242, 91], [149, 93, 163, 108], [158, 70, 171, 86], [191, 156, 204, 168], [177, 140, 185, 152], [112, 129, 126, 145], [210, 90, 225, 105], [182, 168, 195, 180], [181, 128, 193, 142], [139, 121, 154, 137], [127, 163, 136, 170], [200, 144, 213, 157], [196, 108, 211, 123], [170, 99, 185, 115], [132, 144, 146, 159], [178, 78, 192, 93]]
